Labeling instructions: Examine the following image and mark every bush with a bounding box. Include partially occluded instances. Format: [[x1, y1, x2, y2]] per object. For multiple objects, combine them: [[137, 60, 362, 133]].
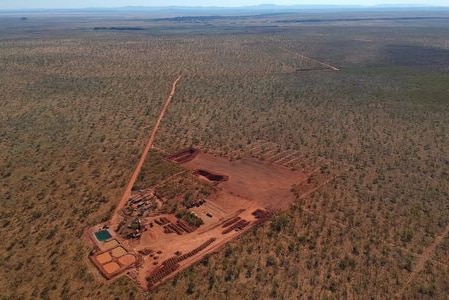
[[270, 214, 290, 234], [175, 209, 204, 227]]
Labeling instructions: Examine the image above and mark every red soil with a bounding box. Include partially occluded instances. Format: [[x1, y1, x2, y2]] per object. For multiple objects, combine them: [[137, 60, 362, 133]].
[[182, 151, 308, 210], [194, 169, 229, 182]]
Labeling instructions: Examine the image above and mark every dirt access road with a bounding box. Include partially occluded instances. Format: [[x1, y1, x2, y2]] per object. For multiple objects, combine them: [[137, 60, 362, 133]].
[[111, 76, 181, 227], [396, 221, 449, 297], [269, 39, 340, 71]]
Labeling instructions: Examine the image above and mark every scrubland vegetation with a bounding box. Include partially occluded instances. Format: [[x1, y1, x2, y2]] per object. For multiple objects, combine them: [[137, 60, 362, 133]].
[[0, 11, 448, 299]]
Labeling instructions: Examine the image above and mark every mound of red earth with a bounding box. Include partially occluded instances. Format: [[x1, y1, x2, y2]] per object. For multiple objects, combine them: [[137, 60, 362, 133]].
[[166, 148, 199, 163]]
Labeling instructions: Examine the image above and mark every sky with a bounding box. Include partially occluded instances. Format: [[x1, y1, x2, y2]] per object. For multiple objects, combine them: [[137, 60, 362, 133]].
[[1, 0, 448, 9]]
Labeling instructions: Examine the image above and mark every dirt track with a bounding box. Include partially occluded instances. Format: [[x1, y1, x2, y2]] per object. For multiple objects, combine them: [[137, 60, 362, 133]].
[[296, 52, 340, 71], [111, 76, 181, 227], [396, 222, 449, 297], [272, 42, 340, 71], [301, 187, 449, 298]]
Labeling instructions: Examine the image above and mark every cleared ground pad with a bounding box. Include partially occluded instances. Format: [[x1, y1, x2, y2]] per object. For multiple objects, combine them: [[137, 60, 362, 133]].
[[103, 262, 121, 274], [111, 246, 127, 258], [96, 252, 112, 264], [118, 254, 136, 266], [182, 152, 307, 210], [102, 239, 119, 250]]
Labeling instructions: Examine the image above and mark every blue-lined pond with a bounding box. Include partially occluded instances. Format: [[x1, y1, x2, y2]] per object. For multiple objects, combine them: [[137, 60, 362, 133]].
[[94, 229, 112, 242]]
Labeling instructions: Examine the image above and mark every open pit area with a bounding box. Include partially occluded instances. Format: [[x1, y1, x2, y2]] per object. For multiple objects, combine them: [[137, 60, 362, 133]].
[[181, 151, 308, 210]]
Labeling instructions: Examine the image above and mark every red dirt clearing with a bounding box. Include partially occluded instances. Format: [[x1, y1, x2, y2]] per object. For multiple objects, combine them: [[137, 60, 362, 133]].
[[182, 151, 308, 210], [396, 221, 449, 297], [103, 262, 121, 274], [88, 147, 324, 289], [119, 254, 136, 266]]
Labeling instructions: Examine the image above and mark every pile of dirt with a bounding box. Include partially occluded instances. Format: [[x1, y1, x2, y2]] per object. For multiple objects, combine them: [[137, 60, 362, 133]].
[[166, 148, 199, 163], [194, 169, 229, 182]]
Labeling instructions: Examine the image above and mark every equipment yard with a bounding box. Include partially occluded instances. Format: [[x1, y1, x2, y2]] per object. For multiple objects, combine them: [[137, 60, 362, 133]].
[[84, 77, 333, 289], [87, 144, 327, 290]]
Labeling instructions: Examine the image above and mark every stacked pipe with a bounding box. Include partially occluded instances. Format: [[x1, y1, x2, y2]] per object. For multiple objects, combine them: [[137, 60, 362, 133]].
[[177, 220, 194, 233], [146, 238, 216, 287], [222, 219, 250, 234], [164, 226, 174, 234], [146, 263, 180, 287], [222, 217, 241, 228], [166, 223, 183, 235], [160, 217, 170, 224], [161, 238, 216, 266]]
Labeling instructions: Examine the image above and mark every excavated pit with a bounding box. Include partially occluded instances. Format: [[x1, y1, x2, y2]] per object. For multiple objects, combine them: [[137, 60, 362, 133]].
[[194, 169, 229, 182], [166, 148, 199, 164]]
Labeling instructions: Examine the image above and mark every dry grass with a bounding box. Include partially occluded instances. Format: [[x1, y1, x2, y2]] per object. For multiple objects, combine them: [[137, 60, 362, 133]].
[[1, 11, 449, 299]]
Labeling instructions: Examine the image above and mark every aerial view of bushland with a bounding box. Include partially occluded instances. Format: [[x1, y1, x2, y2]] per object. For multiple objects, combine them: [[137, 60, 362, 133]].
[[1, 5, 449, 299]]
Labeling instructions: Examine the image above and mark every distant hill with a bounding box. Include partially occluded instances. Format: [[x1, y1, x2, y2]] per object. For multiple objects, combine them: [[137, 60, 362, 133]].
[[1, 4, 448, 15]]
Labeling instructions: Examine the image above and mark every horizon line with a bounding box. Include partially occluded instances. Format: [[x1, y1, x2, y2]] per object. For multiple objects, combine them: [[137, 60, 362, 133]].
[[1, 3, 449, 11]]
